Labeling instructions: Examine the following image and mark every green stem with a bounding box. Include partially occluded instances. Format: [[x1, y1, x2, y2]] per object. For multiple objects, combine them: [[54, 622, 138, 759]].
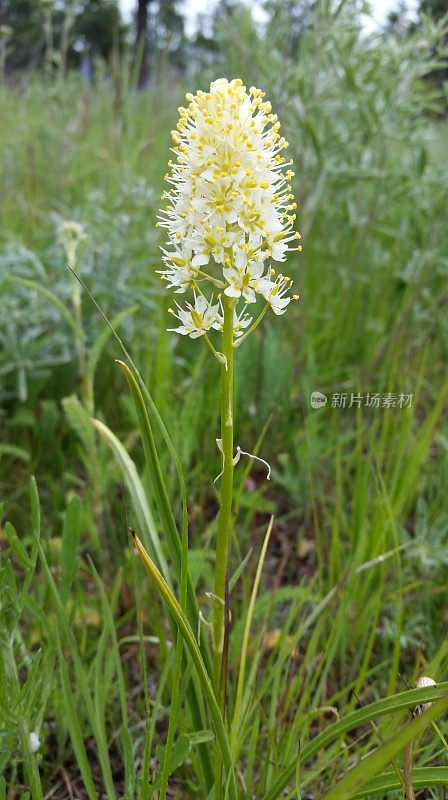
[[202, 332, 226, 365], [71, 273, 93, 415], [213, 295, 235, 795], [196, 269, 226, 288]]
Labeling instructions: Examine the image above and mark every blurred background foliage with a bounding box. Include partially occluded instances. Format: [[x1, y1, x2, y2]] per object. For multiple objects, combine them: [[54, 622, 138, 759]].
[[1, 0, 448, 796]]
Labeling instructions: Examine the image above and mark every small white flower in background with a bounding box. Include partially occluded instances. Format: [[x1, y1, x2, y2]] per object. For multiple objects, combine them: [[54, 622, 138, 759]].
[[168, 294, 222, 339], [59, 220, 87, 270], [158, 78, 301, 343], [414, 676, 436, 715], [29, 731, 41, 753]]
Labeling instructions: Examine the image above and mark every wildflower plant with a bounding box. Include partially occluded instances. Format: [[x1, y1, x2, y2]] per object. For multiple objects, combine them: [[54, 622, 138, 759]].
[[145, 77, 301, 796], [59, 220, 91, 409]]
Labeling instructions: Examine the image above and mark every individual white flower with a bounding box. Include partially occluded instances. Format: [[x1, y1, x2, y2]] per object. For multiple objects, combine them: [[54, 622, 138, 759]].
[[29, 731, 41, 753], [158, 78, 301, 341], [157, 244, 206, 293], [183, 224, 240, 268], [159, 262, 197, 293], [223, 248, 266, 303], [168, 294, 221, 339], [259, 273, 296, 316]]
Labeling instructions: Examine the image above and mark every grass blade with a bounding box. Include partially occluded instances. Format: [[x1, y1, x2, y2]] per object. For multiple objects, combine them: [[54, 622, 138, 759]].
[[93, 418, 170, 583], [321, 693, 448, 800], [60, 495, 82, 605], [351, 766, 448, 798], [56, 633, 98, 800]]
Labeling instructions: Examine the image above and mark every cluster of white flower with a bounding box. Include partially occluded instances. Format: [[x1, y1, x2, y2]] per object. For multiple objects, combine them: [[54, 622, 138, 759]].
[[157, 78, 301, 341]]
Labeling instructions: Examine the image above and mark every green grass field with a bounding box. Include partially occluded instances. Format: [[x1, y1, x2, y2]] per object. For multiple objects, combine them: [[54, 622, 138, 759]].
[[1, 4, 448, 798]]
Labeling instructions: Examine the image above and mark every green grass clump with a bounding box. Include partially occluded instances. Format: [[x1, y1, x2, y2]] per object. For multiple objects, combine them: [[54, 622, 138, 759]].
[[1, 1, 448, 797]]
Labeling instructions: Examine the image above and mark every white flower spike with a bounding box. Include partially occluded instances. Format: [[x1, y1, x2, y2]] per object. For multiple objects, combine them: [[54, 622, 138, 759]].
[[158, 78, 301, 344]]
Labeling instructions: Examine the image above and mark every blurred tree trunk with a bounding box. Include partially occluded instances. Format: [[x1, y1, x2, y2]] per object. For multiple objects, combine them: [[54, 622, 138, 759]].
[[136, 0, 150, 88]]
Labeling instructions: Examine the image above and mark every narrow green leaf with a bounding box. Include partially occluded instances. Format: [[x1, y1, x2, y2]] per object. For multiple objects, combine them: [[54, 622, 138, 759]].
[[5, 521, 33, 570], [140, 656, 173, 800], [23, 596, 52, 637], [392, 374, 448, 517], [30, 477, 40, 543], [92, 418, 170, 583], [189, 730, 215, 746], [17, 650, 44, 712], [352, 767, 448, 798], [62, 395, 95, 455], [88, 558, 128, 726], [56, 634, 98, 800], [120, 724, 136, 800], [154, 734, 191, 788], [229, 547, 253, 593], [60, 495, 82, 604], [116, 362, 184, 582], [0, 444, 30, 463]]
